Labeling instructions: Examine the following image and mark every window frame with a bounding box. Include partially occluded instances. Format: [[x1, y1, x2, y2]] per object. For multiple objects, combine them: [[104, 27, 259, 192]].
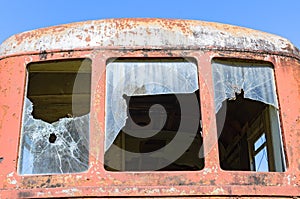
[[247, 107, 276, 172], [1, 49, 297, 197], [103, 57, 204, 172], [18, 58, 92, 175], [212, 58, 287, 173]]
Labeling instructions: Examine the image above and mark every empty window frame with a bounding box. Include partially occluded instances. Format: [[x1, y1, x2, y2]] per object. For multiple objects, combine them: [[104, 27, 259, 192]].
[[104, 58, 204, 171], [19, 59, 91, 174], [248, 114, 270, 172], [212, 59, 286, 172]]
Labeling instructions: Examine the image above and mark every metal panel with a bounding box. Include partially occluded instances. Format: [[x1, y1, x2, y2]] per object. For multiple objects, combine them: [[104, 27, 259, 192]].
[[0, 19, 299, 59], [0, 19, 299, 198]]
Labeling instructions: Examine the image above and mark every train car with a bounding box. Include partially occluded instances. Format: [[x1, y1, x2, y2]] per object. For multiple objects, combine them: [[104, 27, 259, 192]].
[[0, 18, 299, 198]]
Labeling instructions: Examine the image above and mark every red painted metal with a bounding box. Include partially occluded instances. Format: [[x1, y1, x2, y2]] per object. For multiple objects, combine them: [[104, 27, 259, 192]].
[[0, 19, 299, 198]]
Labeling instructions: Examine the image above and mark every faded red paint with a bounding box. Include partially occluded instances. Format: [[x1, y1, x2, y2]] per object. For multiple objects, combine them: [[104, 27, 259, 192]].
[[0, 19, 299, 198]]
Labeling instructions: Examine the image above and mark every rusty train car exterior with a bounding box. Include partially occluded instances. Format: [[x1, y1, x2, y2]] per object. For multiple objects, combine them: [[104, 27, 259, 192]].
[[0, 19, 299, 198]]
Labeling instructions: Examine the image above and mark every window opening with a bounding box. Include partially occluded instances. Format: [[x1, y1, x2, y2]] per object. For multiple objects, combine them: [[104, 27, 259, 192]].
[[18, 59, 91, 174], [252, 133, 269, 171], [253, 133, 269, 172], [104, 58, 204, 171], [213, 59, 286, 172]]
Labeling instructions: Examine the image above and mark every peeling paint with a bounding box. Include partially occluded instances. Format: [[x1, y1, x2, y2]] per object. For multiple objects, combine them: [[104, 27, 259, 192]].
[[211, 188, 225, 195], [203, 168, 212, 175], [0, 19, 299, 59], [61, 188, 80, 195], [7, 172, 14, 177], [0, 19, 299, 198], [9, 179, 17, 185]]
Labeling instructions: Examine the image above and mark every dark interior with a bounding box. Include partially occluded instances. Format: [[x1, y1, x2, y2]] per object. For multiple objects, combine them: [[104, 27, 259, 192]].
[[105, 90, 204, 171], [26, 59, 91, 123], [216, 92, 267, 170]]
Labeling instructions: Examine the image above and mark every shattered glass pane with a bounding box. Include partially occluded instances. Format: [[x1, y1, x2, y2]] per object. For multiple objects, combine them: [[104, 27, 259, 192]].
[[105, 59, 199, 151], [212, 60, 279, 113], [19, 98, 89, 174]]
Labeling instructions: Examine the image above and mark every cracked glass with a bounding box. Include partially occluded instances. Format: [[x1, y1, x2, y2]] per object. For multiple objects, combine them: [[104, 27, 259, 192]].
[[213, 59, 286, 172], [19, 59, 91, 175], [105, 58, 199, 151], [212, 60, 279, 113]]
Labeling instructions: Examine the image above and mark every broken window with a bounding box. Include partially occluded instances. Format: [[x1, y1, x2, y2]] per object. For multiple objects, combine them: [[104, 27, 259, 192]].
[[18, 59, 91, 174], [104, 58, 204, 171], [250, 127, 269, 172], [213, 59, 286, 172]]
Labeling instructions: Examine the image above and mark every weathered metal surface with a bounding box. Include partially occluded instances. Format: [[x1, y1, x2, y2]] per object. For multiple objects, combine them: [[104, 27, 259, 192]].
[[0, 19, 299, 198], [0, 19, 299, 59]]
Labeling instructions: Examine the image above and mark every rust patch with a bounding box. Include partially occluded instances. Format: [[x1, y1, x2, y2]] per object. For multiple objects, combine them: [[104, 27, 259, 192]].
[[76, 35, 83, 40], [1, 19, 299, 60], [210, 179, 216, 185], [0, 36, 299, 198], [21, 176, 65, 189], [0, 105, 9, 129], [162, 175, 196, 186], [18, 191, 34, 198], [39, 50, 47, 60], [86, 36, 91, 42]]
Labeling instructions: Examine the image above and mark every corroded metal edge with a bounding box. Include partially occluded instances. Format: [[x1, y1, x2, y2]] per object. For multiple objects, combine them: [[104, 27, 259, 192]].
[[0, 18, 299, 59]]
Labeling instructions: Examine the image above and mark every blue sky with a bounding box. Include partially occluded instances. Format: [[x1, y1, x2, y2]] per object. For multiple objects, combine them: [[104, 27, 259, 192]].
[[1, 0, 299, 48]]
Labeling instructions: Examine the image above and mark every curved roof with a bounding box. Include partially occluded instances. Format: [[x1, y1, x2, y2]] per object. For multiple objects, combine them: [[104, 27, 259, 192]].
[[0, 18, 299, 59]]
